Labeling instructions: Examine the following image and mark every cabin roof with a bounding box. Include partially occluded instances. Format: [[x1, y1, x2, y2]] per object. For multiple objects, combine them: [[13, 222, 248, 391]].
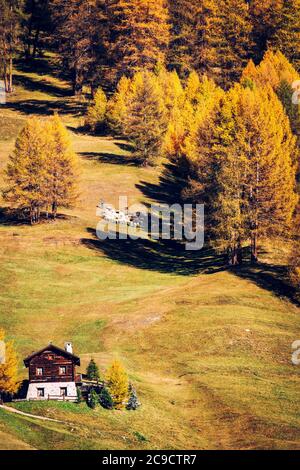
[[23, 343, 80, 367]]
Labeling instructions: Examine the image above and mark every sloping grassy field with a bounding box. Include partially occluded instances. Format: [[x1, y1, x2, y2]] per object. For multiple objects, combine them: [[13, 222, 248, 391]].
[[0, 56, 300, 450]]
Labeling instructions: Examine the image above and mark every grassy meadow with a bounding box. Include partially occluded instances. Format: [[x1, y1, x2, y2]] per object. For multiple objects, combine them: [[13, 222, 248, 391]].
[[0, 56, 300, 450]]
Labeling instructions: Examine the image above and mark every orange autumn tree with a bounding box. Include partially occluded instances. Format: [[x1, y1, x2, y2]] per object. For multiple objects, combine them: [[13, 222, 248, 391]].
[[106, 359, 129, 410], [107, 0, 170, 83], [241, 50, 300, 145], [210, 84, 298, 264], [0, 329, 18, 398], [46, 114, 79, 219], [3, 115, 78, 223], [242, 50, 300, 183]]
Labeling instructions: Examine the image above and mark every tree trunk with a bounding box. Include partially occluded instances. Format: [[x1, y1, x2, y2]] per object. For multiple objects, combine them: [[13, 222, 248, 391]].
[[251, 232, 258, 264], [251, 160, 260, 264], [52, 201, 58, 219], [237, 243, 243, 265], [25, 18, 33, 61], [32, 28, 41, 59], [2, 54, 9, 93], [229, 246, 238, 266], [8, 56, 13, 93], [73, 67, 83, 96], [3, 61, 9, 93], [30, 208, 34, 225]]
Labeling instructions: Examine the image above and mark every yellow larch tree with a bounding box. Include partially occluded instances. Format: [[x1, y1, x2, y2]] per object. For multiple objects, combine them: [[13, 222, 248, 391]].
[[242, 50, 300, 173], [0, 329, 19, 398], [107, 76, 132, 133], [105, 359, 129, 410], [107, 0, 170, 83], [3, 115, 79, 223], [85, 87, 107, 132], [211, 83, 298, 263], [3, 117, 49, 224], [119, 71, 167, 166], [45, 114, 79, 219]]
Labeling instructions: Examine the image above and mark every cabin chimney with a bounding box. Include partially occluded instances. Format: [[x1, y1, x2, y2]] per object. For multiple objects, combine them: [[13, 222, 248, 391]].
[[64, 342, 73, 354]]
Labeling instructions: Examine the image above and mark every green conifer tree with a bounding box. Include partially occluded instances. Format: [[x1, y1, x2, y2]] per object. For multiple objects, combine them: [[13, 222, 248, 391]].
[[122, 71, 167, 166], [99, 387, 113, 409], [88, 388, 99, 409], [86, 358, 100, 381]]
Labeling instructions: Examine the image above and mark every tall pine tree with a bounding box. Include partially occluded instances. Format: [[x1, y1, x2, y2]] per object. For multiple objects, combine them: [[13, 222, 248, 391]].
[[196, 0, 253, 86], [45, 114, 78, 219], [211, 84, 298, 263], [0, 0, 23, 92], [242, 50, 300, 168], [167, 0, 200, 76], [3, 116, 78, 223], [3, 117, 49, 224], [121, 71, 167, 166], [106, 0, 170, 83], [269, 0, 300, 71], [51, 0, 108, 95]]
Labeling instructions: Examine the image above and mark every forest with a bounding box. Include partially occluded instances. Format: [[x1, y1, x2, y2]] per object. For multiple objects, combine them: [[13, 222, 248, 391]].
[[1, 0, 300, 274]]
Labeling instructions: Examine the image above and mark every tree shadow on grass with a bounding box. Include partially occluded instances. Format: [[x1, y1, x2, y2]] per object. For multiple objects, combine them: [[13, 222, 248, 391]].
[[135, 165, 300, 305], [15, 57, 71, 84], [0, 207, 76, 227], [233, 262, 300, 307], [79, 151, 141, 166], [14, 73, 72, 98], [81, 228, 225, 276], [4, 98, 87, 117], [136, 161, 191, 205], [0, 208, 31, 226], [82, 228, 300, 305]]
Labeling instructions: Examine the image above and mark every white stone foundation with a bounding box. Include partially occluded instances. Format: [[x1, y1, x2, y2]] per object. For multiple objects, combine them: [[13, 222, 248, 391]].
[[26, 382, 77, 401]]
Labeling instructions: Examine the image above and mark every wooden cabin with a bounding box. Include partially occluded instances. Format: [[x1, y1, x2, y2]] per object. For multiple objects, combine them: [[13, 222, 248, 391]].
[[23, 343, 80, 401]]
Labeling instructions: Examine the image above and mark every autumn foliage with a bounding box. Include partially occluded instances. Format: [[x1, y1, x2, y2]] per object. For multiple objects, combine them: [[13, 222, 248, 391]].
[[3, 115, 78, 224], [0, 329, 19, 397], [106, 359, 129, 410]]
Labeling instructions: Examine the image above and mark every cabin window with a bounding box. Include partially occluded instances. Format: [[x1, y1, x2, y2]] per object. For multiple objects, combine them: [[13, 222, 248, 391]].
[[60, 387, 67, 397], [37, 388, 44, 397], [36, 367, 43, 376], [59, 366, 66, 375]]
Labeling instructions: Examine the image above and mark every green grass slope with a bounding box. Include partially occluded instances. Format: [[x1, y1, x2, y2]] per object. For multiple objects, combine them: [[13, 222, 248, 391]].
[[0, 56, 300, 450]]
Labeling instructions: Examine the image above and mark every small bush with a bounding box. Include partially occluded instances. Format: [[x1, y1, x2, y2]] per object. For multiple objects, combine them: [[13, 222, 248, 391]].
[[126, 384, 140, 410], [88, 389, 99, 409], [133, 431, 148, 442], [99, 387, 114, 410], [76, 386, 83, 404]]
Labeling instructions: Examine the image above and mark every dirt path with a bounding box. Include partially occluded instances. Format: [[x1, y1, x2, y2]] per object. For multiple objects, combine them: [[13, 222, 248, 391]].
[[0, 404, 63, 423]]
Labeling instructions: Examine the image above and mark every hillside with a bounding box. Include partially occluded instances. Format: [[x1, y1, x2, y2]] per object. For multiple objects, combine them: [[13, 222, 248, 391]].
[[0, 56, 300, 450]]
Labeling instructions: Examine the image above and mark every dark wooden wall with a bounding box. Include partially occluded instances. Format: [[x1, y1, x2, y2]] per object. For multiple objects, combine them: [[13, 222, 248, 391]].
[[28, 350, 76, 383]]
